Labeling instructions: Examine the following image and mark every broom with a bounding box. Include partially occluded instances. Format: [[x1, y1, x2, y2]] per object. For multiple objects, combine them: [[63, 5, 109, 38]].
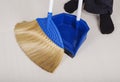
[[14, 0, 64, 73]]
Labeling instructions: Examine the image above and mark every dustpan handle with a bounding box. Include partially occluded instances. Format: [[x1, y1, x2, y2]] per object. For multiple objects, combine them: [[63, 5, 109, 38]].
[[77, 0, 83, 21], [49, 0, 54, 13]]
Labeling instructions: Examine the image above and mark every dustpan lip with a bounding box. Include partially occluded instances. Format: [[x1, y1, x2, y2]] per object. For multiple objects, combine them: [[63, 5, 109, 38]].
[[52, 13, 76, 19], [36, 13, 64, 49], [52, 13, 90, 29]]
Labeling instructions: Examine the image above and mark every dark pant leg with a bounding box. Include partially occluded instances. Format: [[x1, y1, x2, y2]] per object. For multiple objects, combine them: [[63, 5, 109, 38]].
[[84, 0, 113, 14]]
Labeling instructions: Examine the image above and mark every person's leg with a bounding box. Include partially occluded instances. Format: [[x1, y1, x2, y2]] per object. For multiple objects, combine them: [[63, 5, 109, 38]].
[[99, 0, 114, 34], [100, 13, 114, 34], [64, 0, 114, 34], [84, 0, 114, 34], [84, 0, 113, 14]]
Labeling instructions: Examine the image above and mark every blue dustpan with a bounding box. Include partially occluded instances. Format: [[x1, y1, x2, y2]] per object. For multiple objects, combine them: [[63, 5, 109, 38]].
[[52, 0, 90, 57], [52, 13, 89, 57]]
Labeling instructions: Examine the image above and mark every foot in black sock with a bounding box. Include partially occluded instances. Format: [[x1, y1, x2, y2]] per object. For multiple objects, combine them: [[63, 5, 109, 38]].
[[100, 14, 114, 34], [64, 0, 78, 13]]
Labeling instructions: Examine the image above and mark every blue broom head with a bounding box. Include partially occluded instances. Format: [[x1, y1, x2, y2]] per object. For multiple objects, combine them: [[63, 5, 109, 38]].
[[52, 13, 90, 57], [36, 13, 64, 49]]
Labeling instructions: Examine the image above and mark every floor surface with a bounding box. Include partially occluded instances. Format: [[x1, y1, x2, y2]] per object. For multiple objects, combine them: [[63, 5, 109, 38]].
[[0, 0, 120, 82]]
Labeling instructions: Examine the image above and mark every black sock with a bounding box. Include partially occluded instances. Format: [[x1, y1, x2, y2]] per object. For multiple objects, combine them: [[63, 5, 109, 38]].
[[64, 0, 78, 13], [100, 14, 114, 34]]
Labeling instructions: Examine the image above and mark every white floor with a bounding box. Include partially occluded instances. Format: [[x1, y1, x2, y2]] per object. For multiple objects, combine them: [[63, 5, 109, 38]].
[[0, 0, 120, 82]]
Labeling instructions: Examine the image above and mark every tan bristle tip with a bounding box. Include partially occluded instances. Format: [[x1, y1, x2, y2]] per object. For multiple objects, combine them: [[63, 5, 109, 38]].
[[14, 20, 64, 73]]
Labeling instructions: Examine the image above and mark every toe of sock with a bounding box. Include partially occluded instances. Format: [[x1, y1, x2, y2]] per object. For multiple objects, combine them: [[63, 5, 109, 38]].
[[100, 14, 114, 34], [64, 0, 78, 13], [100, 24, 114, 34], [100, 28, 114, 34], [64, 3, 74, 13]]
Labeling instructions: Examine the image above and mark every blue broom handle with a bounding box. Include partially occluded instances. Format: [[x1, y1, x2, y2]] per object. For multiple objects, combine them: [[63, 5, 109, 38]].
[[77, 0, 83, 21], [75, 0, 83, 45]]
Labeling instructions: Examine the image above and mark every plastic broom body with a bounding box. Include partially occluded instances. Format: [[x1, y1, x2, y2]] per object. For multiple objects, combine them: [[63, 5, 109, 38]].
[[14, 0, 64, 73]]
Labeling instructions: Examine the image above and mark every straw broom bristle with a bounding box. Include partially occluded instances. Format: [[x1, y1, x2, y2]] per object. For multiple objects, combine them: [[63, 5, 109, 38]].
[[14, 20, 64, 73]]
